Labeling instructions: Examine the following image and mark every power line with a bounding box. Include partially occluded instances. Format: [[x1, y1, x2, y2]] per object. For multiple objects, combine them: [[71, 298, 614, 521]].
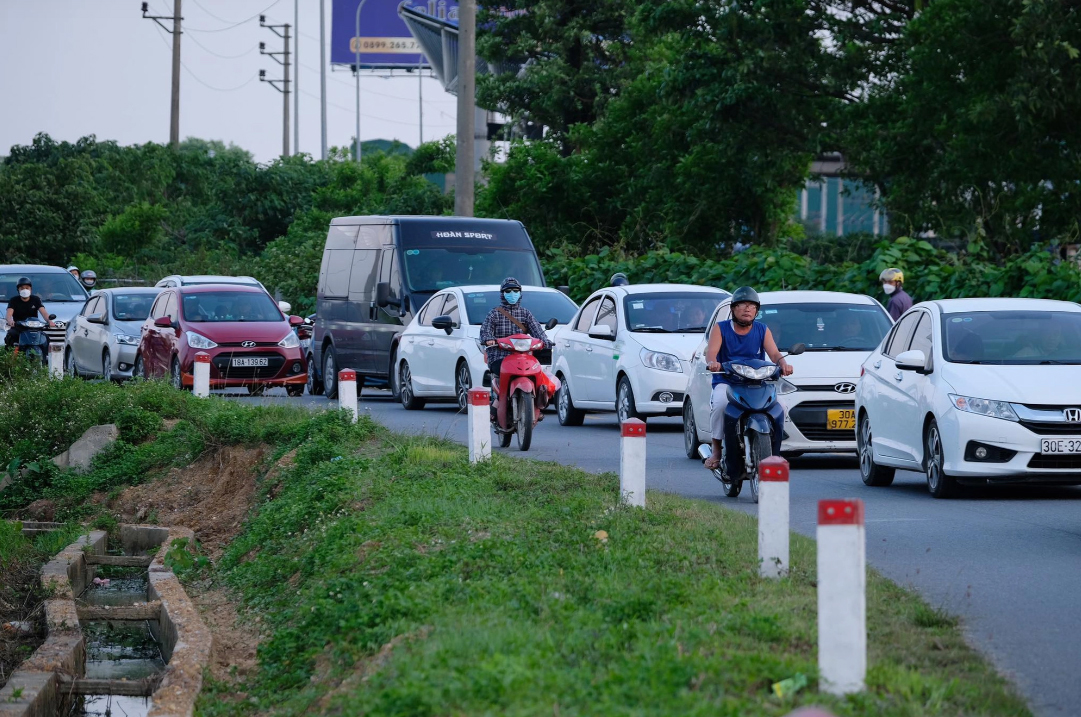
[[152, 24, 257, 92], [185, 0, 283, 33], [299, 88, 454, 127], [186, 30, 257, 59], [301, 61, 456, 103]]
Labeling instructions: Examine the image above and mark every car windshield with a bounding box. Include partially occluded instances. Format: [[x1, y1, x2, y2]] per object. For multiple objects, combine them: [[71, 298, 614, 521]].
[[755, 303, 892, 351], [402, 249, 545, 292], [943, 310, 1081, 364], [0, 272, 86, 302], [112, 293, 157, 321], [623, 293, 728, 333], [462, 291, 578, 325], [181, 291, 282, 322]]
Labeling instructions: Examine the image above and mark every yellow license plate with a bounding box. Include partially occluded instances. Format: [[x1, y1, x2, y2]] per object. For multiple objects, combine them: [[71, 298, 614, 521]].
[[826, 409, 856, 431]]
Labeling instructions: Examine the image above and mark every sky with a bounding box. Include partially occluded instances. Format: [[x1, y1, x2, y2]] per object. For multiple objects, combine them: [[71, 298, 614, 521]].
[[0, 0, 459, 162]]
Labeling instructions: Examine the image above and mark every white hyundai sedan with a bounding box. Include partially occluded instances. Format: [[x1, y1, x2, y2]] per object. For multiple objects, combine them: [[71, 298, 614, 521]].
[[856, 298, 1081, 498], [682, 291, 893, 459], [394, 285, 578, 410], [553, 284, 730, 426]]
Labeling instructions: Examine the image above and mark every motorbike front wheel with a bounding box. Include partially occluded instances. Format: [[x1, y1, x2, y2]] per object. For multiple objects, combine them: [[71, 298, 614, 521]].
[[498, 394, 513, 448], [747, 430, 773, 504], [516, 391, 534, 451]]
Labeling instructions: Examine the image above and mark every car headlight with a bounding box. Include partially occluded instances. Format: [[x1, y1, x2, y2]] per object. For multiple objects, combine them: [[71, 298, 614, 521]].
[[278, 332, 300, 349], [778, 378, 798, 395], [640, 348, 683, 372], [948, 394, 1019, 422], [115, 334, 139, 346], [731, 363, 775, 380], [185, 331, 218, 350]]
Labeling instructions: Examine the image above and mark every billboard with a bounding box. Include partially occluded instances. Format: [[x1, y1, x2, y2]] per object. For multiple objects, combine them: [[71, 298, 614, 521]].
[[331, 0, 459, 69]]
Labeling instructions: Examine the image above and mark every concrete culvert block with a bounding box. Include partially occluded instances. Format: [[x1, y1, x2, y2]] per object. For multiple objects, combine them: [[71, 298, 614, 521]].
[[52, 424, 119, 473]]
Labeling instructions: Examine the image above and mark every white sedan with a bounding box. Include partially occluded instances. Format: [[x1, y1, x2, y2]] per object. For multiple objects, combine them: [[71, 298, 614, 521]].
[[683, 291, 893, 459], [553, 284, 730, 426], [394, 285, 578, 410], [856, 298, 1081, 497]]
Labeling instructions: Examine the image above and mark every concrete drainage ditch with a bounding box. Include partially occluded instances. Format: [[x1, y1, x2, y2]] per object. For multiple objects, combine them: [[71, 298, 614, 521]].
[[0, 525, 211, 717]]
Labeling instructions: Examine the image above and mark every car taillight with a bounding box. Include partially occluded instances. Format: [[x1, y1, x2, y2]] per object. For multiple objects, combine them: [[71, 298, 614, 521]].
[[860, 367, 865, 377]]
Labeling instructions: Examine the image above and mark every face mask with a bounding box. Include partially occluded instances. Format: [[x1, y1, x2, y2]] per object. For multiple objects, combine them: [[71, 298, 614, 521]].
[[504, 291, 521, 305], [882, 283, 896, 295], [18, 289, 30, 298]]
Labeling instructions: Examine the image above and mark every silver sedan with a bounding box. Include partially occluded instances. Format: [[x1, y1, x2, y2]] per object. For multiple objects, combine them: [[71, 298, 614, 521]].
[[65, 287, 162, 381]]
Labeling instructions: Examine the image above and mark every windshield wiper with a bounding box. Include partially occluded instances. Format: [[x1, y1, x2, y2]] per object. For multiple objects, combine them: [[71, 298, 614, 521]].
[[632, 327, 671, 333], [675, 326, 707, 332], [801, 346, 868, 352], [1038, 359, 1081, 365]]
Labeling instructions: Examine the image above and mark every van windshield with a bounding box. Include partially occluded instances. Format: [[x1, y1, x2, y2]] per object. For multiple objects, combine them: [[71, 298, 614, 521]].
[[402, 248, 544, 292]]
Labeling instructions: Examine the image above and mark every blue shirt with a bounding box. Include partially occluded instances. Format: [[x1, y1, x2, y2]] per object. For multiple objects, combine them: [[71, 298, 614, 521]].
[[713, 320, 766, 386]]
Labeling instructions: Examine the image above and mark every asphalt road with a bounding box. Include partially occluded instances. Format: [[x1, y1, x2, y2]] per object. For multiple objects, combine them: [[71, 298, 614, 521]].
[[229, 387, 1081, 717]]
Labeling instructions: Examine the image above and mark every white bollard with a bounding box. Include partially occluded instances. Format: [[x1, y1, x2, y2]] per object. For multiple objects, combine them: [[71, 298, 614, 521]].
[[758, 456, 789, 578], [338, 369, 358, 423], [193, 352, 210, 397], [48, 343, 64, 379], [620, 419, 646, 507], [817, 498, 866, 696], [467, 388, 492, 463]]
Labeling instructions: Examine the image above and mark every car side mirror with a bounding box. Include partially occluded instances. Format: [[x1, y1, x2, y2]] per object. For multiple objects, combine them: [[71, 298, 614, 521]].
[[86, 313, 106, 325], [431, 315, 455, 335], [153, 316, 172, 328], [895, 349, 929, 373], [288, 315, 304, 326], [557, 285, 570, 296], [376, 282, 401, 309], [278, 301, 292, 314], [588, 325, 615, 340], [545, 317, 558, 330], [788, 342, 806, 356]]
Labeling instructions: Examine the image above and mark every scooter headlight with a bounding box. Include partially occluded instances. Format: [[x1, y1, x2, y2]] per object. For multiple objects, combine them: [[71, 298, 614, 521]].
[[731, 363, 775, 380], [510, 338, 533, 352]]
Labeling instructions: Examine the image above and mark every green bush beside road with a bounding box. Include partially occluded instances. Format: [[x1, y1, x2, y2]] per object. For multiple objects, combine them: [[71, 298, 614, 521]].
[[0, 372, 1030, 715]]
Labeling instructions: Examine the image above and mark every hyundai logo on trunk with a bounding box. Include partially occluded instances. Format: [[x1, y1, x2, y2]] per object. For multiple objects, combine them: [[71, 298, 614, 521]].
[[834, 382, 856, 394], [241, 340, 257, 348]]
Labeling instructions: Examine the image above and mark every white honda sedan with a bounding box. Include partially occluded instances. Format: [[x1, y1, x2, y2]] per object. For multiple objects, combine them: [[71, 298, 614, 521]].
[[552, 284, 730, 426], [394, 285, 578, 411], [682, 291, 893, 459], [856, 298, 1081, 497]]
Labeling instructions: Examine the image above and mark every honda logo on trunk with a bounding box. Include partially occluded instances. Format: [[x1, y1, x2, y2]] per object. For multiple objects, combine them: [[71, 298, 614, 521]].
[[1064, 408, 1081, 423], [241, 341, 257, 348], [834, 382, 856, 394]]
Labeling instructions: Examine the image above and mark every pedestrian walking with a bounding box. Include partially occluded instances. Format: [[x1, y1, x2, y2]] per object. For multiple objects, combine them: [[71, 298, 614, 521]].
[[879, 268, 912, 320]]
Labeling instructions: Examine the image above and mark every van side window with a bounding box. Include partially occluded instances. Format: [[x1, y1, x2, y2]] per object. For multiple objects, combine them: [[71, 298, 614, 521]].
[[348, 250, 378, 298], [574, 298, 601, 332], [378, 248, 401, 303], [320, 250, 352, 298]]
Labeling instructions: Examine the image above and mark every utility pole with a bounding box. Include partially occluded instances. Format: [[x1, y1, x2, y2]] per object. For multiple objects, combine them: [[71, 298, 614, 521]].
[[293, 0, 300, 155], [454, 0, 476, 216], [418, 60, 424, 146], [141, 1, 183, 148], [354, 0, 370, 165], [260, 17, 292, 157], [319, 0, 328, 159]]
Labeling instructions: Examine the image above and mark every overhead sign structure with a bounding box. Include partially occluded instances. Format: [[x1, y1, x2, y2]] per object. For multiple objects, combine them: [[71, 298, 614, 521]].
[[332, 0, 459, 69]]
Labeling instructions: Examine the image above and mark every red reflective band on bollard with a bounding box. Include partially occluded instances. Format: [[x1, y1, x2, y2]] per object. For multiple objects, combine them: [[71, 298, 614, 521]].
[[621, 419, 646, 437], [469, 388, 489, 406], [759, 456, 789, 482], [339, 369, 356, 382], [818, 499, 865, 526], [195, 352, 210, 363]]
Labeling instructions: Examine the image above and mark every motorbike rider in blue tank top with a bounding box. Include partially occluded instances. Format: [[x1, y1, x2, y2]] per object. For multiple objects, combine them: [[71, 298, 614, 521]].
[[702, 286, 793, 471]]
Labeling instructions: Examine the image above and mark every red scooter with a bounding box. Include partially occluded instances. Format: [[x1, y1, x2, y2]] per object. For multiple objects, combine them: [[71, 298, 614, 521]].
[[490, 333, 560, 451]]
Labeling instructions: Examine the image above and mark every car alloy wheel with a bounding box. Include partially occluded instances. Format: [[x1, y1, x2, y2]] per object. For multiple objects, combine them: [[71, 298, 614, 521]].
[[323, 347, 338, 399], [683, 400, 701, 459], [925, 419, 956, 498], [616, 377, 643, 426], [102, 351, 112, 382], [857, 413, 895, 487], [170, 357, 183, 391], [455, 362, 471, 412], [556, 375, 585, 426], [66, 348, 78, 378]]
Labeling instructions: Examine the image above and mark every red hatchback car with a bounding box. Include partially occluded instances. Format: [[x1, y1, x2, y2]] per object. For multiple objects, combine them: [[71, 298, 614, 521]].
[[134, 284, 307, 395]]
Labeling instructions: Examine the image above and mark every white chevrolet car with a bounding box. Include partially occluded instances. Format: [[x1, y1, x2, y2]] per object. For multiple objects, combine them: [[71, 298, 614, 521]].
[[553, 284, 731, 426], [394, 285, 578, 410], [856, 298, 1081, 497], [683, 291, 893, 459]]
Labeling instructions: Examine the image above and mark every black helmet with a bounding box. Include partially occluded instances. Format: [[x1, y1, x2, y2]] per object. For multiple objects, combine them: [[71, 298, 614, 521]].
[[610, 272, 629, 286], [730, 286, 761, 308], [80, 270, 97, 286], [500, 277, 522, 293], [16, 277, 31, 288]]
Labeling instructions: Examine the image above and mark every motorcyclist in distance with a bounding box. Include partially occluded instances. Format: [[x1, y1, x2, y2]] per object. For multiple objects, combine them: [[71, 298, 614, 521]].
[[480, 277, 553, 417], [80, 270, 98, 292], [5, 277, 55, 348]]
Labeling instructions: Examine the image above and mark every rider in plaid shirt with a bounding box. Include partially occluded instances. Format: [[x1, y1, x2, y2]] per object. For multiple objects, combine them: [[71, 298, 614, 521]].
[[480, 277, 553, 381]]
